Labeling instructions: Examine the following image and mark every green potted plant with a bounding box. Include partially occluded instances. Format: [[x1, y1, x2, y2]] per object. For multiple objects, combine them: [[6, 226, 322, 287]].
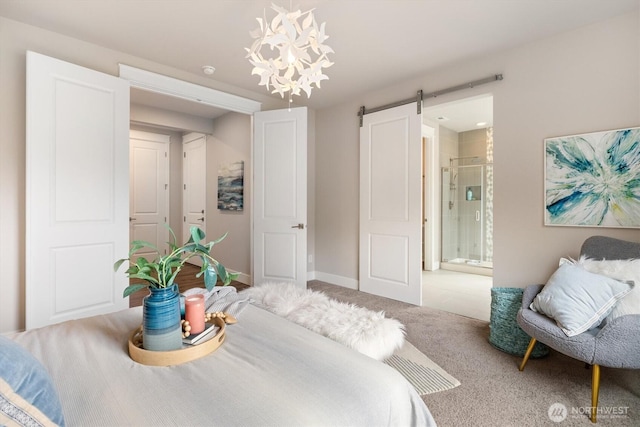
[[114, 225, 238, 351]]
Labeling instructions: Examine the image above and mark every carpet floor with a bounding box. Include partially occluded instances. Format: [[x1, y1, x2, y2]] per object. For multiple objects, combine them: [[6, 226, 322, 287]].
[[308, 280, 640, 427]]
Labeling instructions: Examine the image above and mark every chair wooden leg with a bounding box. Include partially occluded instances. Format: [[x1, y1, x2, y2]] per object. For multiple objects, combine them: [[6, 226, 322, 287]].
[[519, 338, 537, 371], [591, 364, 600, 423]]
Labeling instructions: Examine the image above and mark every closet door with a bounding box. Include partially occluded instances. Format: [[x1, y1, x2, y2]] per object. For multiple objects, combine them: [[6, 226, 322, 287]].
[[182, 133, 207, 266], [129, 130, 170, 261], [26, 52, 130, 329]]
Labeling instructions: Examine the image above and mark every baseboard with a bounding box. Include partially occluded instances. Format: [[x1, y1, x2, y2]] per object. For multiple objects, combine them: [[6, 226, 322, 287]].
[[236, 270, 357, 290], [312, 271, 359, 290], [231, 270, 251, 286]]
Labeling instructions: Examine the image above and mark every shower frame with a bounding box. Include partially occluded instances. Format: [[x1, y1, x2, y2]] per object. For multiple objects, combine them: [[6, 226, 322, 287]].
[[440, 161, 493, 274]]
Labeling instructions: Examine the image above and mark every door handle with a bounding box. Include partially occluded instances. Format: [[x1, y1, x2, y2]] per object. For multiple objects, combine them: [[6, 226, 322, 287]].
[[129, 217, 136, 222], [291, 223, 305, 229], [198, 217, 205, 221]]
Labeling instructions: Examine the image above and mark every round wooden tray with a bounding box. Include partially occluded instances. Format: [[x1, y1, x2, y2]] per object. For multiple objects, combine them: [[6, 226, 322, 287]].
[[128, 316, 226, 366]]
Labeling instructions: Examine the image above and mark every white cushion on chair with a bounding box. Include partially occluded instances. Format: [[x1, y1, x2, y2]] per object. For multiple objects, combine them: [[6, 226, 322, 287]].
[[575, 257, 640, 322], [530, 262, 633, 337]]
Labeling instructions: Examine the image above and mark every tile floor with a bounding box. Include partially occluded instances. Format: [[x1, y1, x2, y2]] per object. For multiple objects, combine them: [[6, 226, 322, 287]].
[[422, 269, 492, 321]]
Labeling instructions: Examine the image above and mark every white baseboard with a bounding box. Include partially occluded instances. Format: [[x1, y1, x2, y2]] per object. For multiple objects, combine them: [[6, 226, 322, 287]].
[[312, 271, 359, 290], [237, 271, 358, 290]]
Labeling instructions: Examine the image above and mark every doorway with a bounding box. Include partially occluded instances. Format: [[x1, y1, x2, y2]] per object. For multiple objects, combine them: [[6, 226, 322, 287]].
[[423, 94, 493, 277], [128, 88, 233, 276], [421, 95, 493, 320]]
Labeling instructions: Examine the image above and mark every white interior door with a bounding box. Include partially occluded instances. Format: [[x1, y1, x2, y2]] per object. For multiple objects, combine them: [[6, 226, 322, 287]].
[[130, 130, 170, 261], [26, 51, 130, 329], [359, 103, 422, 305], [182, 133, 207, 265], [253, 107, 307, 287]]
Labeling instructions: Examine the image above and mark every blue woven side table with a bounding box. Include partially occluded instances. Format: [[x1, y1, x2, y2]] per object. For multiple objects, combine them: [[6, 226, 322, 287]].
[[489, 287, 549, 358]]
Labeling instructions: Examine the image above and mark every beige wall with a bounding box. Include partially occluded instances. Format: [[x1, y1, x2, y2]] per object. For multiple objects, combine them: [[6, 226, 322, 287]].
[[459, 128, 488, 162], [207, 112, 252, 282], [2, 11, 640, 332], [314, 11, 640, 289]]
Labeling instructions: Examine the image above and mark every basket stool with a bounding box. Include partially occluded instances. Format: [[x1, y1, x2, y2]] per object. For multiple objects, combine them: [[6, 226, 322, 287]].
[[489, 287, 549, 358]]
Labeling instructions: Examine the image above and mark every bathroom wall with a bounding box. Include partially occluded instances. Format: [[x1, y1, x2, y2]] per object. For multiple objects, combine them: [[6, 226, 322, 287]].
[[459, 128, 488, 162]]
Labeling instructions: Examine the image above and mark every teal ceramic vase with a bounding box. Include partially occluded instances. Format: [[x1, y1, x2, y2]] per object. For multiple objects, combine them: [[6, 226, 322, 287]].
[[142, 284, 182, 351]]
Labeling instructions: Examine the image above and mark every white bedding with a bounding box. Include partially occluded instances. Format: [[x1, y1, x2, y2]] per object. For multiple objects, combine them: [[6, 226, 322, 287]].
[[11, 304, 436, 426]]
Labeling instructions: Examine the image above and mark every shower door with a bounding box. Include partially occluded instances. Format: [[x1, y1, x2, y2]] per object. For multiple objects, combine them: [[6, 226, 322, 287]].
[[441, 164, 492, 268]]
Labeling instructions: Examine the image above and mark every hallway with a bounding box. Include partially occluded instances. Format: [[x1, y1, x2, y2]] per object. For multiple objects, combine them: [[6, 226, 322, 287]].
[[422, 270, 492, 321]]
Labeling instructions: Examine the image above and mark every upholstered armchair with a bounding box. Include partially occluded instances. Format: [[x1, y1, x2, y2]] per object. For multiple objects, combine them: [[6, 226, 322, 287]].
[[517, 236, 640, 423]]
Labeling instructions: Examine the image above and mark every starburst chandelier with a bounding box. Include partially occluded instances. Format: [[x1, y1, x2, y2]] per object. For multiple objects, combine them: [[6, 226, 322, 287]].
[[245, 3, 334, 104]]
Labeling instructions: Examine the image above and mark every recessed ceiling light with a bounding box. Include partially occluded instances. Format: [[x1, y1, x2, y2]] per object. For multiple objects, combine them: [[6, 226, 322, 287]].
[[202, 65, 215, 75], [476, 122, 487, 127]]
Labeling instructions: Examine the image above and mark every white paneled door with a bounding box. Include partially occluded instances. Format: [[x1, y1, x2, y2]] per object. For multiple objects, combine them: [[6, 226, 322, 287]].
[[182, 133, 207, 266], [253, 107, 307, 287], [359, 103, 423, 305], [26, 51, 130, 329], [129, 130, 170, 261]]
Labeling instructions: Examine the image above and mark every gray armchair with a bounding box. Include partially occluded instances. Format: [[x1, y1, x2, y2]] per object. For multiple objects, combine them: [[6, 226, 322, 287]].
[[517, 236, 640, 423]]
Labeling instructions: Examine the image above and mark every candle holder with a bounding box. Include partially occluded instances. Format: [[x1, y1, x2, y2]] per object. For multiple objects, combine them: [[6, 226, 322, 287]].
[[184, 294, 206, 335]]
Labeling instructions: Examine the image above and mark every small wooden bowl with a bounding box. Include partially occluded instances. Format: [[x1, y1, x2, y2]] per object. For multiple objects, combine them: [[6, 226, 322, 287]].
[[128, 317, 226, 366]]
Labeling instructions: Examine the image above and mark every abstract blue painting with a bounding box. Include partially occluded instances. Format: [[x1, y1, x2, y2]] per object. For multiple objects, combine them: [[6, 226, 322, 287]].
[[218, 161, 244, 211], [545, 127, 640, 228]]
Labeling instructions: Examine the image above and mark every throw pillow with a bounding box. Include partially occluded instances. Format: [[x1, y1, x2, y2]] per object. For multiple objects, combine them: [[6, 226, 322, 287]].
[[576, 256, 640, 322], [0, 335, 65, 426], [530, 263, 633, 337]]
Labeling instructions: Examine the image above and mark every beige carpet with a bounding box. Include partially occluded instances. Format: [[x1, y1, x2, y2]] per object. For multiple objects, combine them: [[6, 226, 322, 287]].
[[386, 340, 460, 395], [309, 280, 640, 427]]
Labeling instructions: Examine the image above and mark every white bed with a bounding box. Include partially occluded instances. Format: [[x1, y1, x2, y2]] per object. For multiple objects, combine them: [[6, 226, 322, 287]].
[[5, 304, 435, 426]]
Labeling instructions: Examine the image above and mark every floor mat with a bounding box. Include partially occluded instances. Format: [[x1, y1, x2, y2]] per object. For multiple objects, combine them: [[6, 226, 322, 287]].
[[385, 341, 461, 395]]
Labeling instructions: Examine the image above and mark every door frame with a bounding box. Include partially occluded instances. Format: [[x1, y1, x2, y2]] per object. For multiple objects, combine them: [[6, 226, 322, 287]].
[[119, 65, 261, 115], [119, 65, 262, 281], [422, 124, 438, 271]]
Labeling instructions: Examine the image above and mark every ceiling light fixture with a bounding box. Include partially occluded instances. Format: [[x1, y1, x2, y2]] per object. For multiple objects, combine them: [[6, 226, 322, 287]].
[[245, 3, 334, 105], [476, 121, 487, 127], [202, 65, 216, 75]]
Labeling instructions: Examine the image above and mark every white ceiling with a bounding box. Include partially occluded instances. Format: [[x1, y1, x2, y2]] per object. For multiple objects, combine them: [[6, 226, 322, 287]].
[[1, 0, 637, 116], [423, 95, 494, 133]]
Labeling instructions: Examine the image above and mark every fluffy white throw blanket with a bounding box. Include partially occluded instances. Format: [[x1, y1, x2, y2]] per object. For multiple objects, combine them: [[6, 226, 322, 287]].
[[241, 282, 405, 360]]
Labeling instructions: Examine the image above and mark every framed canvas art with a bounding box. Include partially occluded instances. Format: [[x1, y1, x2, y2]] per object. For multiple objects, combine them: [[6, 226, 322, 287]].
[[217, 161, 244, 211], [544, 127, 640, 228]]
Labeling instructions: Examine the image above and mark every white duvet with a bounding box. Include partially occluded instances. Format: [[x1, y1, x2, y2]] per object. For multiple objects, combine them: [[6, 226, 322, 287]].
[[12, 304, 436, 427]]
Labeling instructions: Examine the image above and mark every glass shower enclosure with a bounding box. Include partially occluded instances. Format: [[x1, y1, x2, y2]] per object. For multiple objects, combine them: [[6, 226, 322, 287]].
[[441, 163, 493, 271]]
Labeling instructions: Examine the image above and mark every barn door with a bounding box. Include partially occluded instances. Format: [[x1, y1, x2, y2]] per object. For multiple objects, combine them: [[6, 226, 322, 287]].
[[359, 103, 423, 305]]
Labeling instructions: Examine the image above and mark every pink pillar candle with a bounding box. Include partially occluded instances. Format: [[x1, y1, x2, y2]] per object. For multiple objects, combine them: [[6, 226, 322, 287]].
[[184, 294, 206, 335]]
